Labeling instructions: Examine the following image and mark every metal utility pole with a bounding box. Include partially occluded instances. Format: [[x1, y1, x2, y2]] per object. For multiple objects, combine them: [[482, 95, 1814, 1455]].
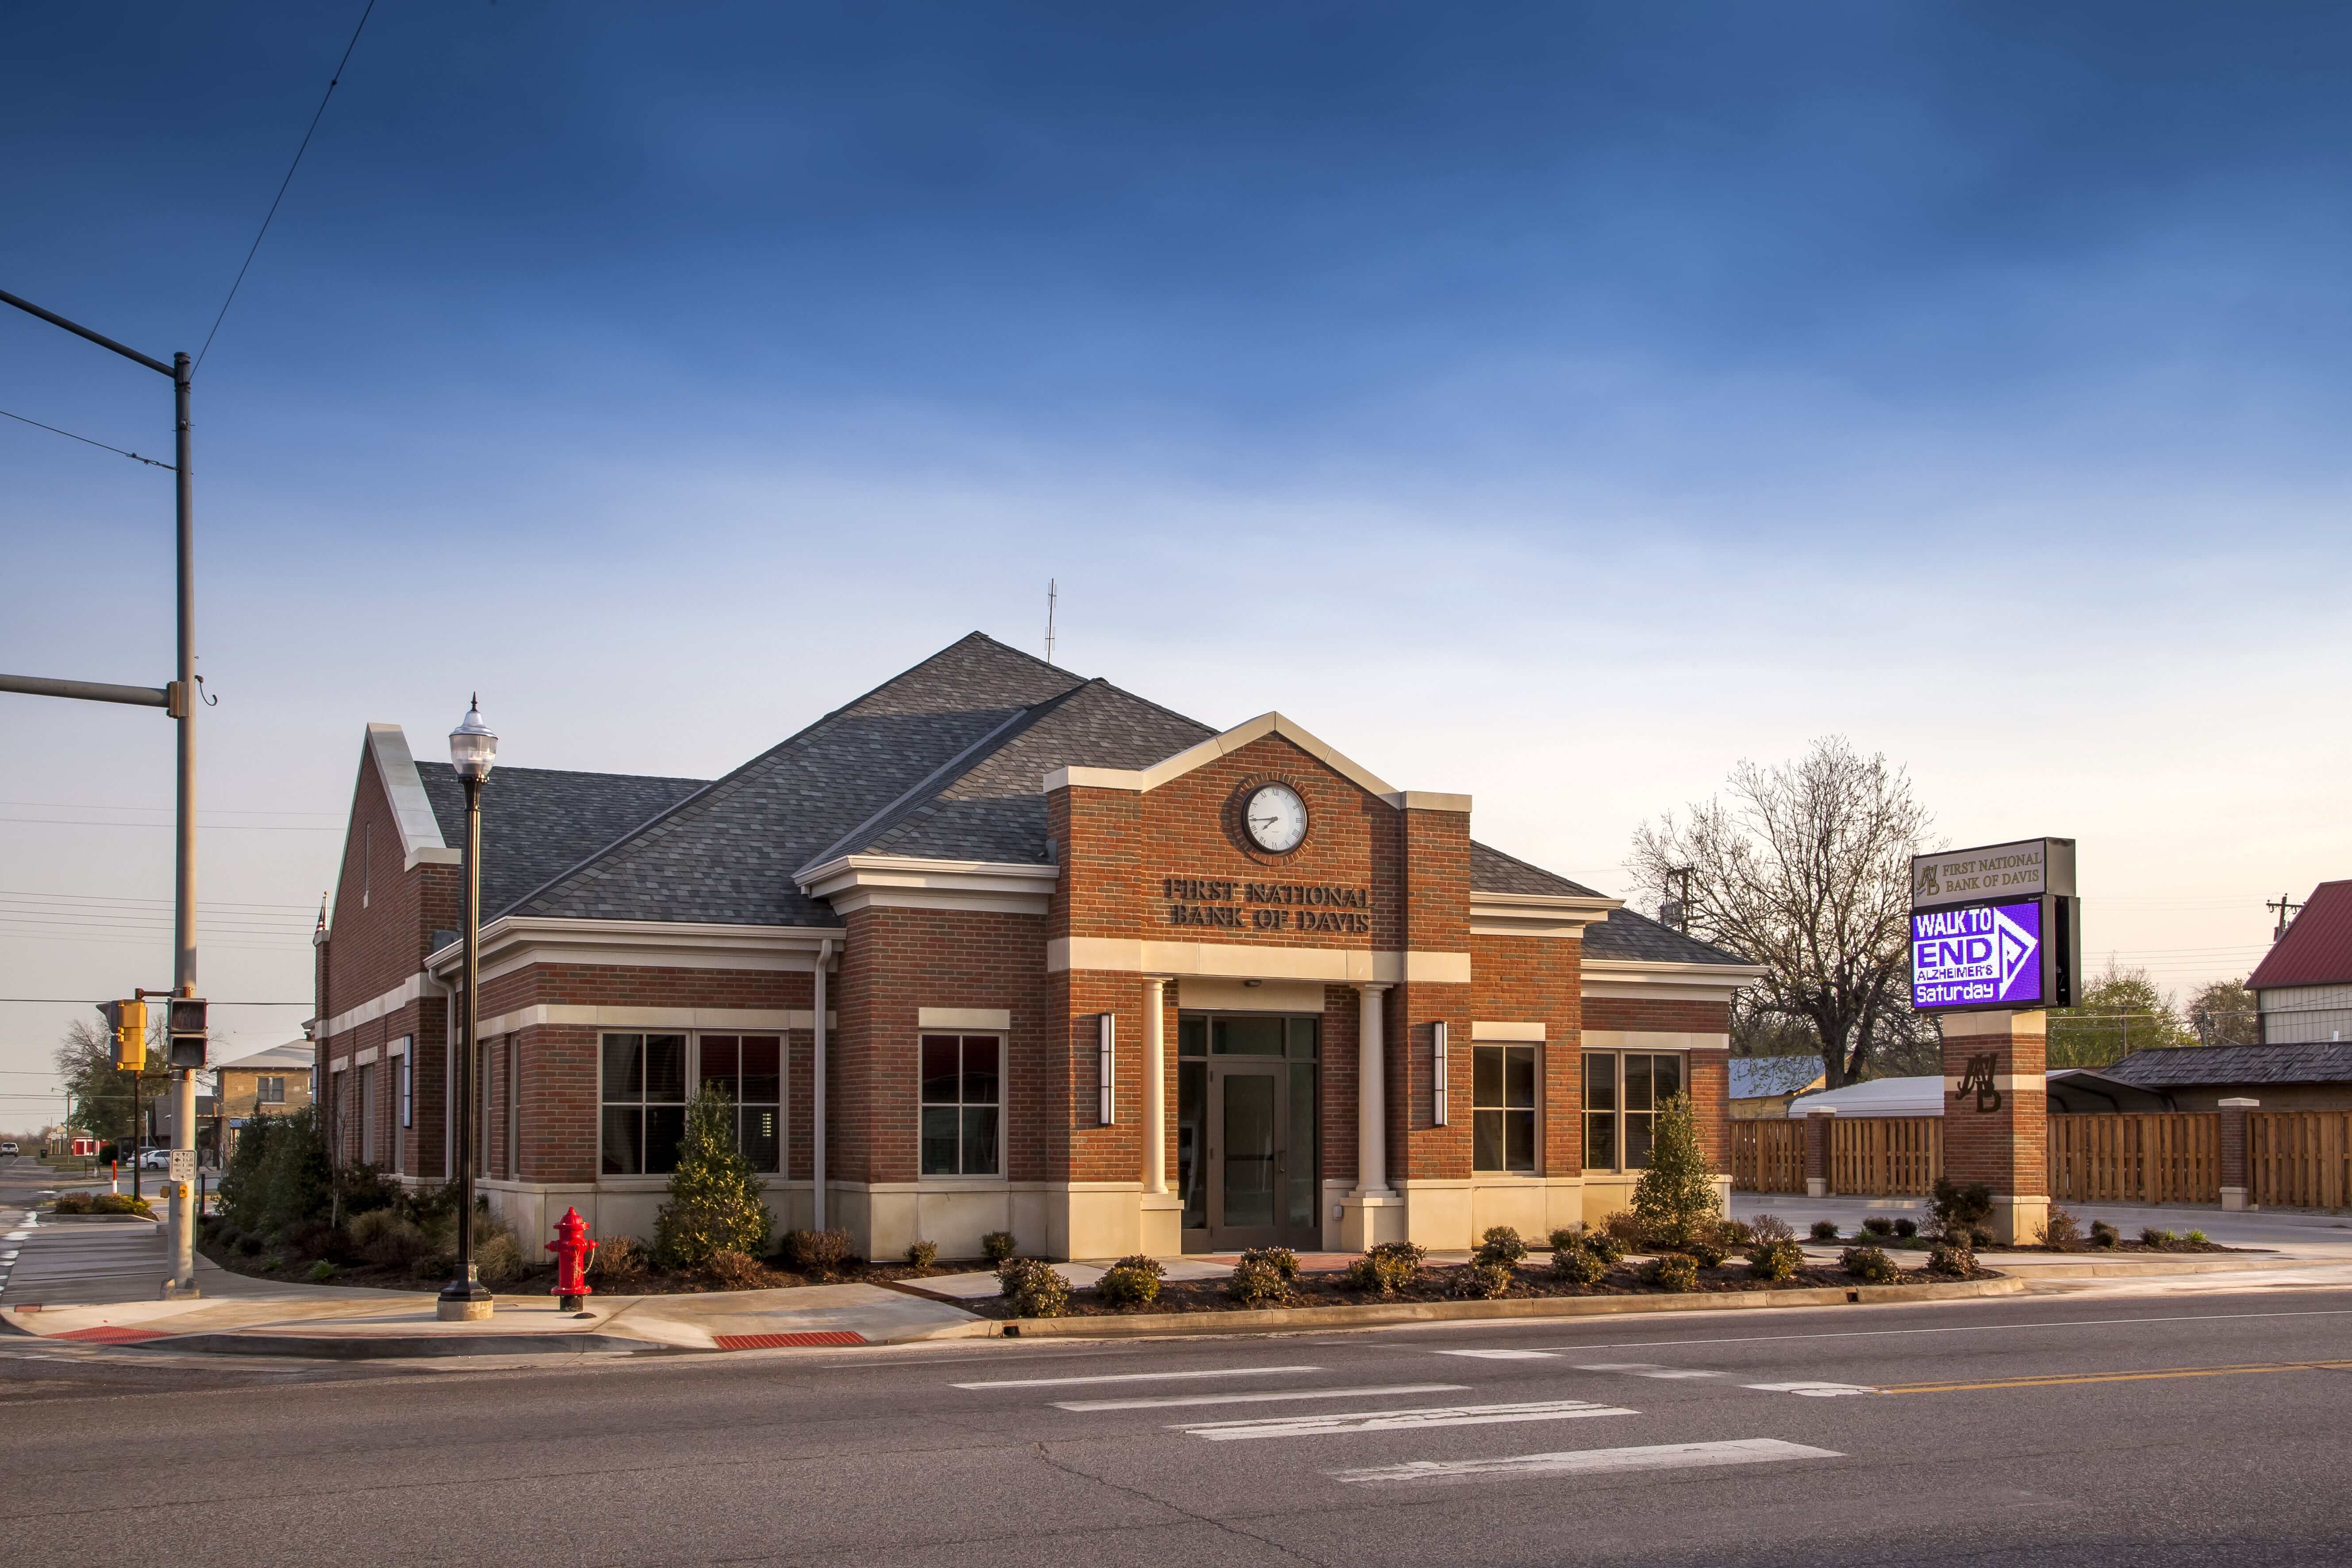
[[0, 288, 203, 1298]]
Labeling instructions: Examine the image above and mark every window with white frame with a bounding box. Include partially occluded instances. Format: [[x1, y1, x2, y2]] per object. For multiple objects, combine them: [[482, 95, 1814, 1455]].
[[919, 1034, 1001, 1177], [1472, 1044, 1537, 1172], [599, 1032, 782, 1177], [1582, 1051, 1684, 1172]]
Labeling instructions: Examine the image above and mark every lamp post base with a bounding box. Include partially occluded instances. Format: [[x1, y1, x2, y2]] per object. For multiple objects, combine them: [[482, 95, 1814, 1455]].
[[437, 1281, 496, 1322]]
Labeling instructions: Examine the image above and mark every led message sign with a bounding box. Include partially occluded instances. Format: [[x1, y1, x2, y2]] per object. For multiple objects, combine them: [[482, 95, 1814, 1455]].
[[1911, 897, 2045, 1011]]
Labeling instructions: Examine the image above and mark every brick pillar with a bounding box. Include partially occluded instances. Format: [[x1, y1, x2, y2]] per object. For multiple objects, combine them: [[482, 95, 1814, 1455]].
[[2218, 1097, 2258, 1212], [1803, 1111, 1833, 1198], [1941, 1009, 2048, 1245]]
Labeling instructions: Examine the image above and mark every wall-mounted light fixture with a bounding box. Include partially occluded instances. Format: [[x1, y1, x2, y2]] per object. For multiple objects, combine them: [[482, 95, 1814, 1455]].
[[1098, 1012, 1117, 1126], [1430, 1019, 1449, 1126]]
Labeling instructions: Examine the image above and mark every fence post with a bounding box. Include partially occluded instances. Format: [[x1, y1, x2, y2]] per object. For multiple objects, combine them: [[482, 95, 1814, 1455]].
[[2218, 1098, 2257, 1212], [1804, 1109, 1835, 1198]]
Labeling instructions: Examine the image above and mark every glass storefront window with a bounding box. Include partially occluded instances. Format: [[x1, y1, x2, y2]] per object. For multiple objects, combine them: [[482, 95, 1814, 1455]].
[[1473, 1044, 1537, 1172], [1581, 1051, 1686, 1172], [919, 1034, 1002, 1177]]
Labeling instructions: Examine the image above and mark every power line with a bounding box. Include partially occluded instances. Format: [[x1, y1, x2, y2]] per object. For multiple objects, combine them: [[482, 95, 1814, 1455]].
[[0, 998, 311, 1005], [0, 406, 175, 469], [0, 816, 336, 831], [197, 0, 379, 370], [0, 802, 339, 819], [0, 889, 317, 911]]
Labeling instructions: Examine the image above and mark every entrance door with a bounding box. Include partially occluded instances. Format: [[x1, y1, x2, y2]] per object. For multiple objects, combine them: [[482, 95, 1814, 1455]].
[[1207, 1061, 1289, 1251]]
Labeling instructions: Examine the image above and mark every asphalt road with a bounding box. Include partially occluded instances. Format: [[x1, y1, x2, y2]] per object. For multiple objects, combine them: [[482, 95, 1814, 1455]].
[[4, 1286, 2351, 1567]]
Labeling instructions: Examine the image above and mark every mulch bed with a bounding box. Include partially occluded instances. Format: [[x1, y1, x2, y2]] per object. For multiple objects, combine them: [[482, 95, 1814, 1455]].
[[962, 1257, 1991, 1320]]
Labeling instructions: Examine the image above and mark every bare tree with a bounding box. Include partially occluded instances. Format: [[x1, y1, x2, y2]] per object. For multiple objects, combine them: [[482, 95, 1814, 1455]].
[[1632, 736, 1933, 1088]]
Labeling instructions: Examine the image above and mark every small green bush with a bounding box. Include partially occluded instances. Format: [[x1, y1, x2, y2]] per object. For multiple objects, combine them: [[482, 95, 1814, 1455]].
[[52, 1192, 92, 1214], [1929, 1176, 1995, 1239], [308, 1260, 337, 1282], [1545, 1225, 1584, 1254], [1718, 1218, 1755, 1246], [1096, 1254, 1166, 1309], [781, 1228, 854, 1278], [1226, 1255, 1292, 1307], [236, 1232, 263, 1256], [1747, 1239, 1803, 1281], [1474, 1226, 1529, 1266], [1841, 1245, 1898, 1284], [1602, 1210, 1647, 1248], [2090, 1219, 2120, 1248], [1925, 1240, 1975, 1278], [2184, 1229, 2210, 1246], [904, 1239, 939, 1269], [2140, 1227, 2175, 1249], [1685, 1240, 1728, 1268], [1632, 1093, 1725, 1248], [93, 1192, 154, 1217], [981, 1230, 1017, 1264], [997, 1257, 1070, 1318], [1448, 1260, 1514, 1299], [475, 1228, 526, 1287], [701, 1249, 768, 1290], [653, 1083, 773, 1268], [349, 1208, 430, 1269], [1862, 1215, 1895, 1237], [1579, 1230, 1626, 1267], [1643, 1253, 1700, 1292], [1749, 1213, 1795, 1245], [2035, 1206, 2082, 1250], [1343, 1240, 1426, 1297], [1808, 1219, 1840, 1241], [1239, 1246, 1300, 1281], [1549, 1245, 1606, 1286], [1894, 1217, 1919, 1239], [591, 1235, 647, 1279], [1969, 1226, 1995, 1249]]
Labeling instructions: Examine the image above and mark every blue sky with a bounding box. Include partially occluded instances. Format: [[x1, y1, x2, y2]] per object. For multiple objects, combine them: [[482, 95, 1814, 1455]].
[[5, 3, 2350, 1101]]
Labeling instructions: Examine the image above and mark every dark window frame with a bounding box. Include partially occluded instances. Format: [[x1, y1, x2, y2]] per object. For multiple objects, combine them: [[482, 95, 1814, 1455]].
[[920, 1033, 1004, 1179], [1472, 1043, 1538, 1173]]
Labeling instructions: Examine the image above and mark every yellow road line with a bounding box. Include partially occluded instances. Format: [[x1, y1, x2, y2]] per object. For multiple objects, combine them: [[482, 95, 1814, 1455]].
[[1878, 1360, 2352, 1395]]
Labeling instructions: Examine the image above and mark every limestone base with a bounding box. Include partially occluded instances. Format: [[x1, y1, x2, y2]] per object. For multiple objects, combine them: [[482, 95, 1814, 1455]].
[[435, 1296, 495, 1322]]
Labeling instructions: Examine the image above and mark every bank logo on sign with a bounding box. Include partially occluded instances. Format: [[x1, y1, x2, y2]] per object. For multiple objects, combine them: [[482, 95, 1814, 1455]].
[[1995, 906, 2037, 996]]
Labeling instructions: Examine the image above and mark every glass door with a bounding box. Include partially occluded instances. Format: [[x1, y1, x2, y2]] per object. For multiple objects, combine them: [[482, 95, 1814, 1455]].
[[1207, 1060, 1286, 1250], [1181, 1012, 1322, 1252]]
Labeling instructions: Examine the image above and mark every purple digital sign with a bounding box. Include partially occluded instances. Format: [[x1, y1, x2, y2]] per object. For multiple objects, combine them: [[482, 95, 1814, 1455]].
[[1911, 897, 2044, 1010]]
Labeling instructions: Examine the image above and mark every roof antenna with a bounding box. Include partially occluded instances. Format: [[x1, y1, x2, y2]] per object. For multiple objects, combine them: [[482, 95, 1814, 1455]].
[[1045, 578, 1057, 666]]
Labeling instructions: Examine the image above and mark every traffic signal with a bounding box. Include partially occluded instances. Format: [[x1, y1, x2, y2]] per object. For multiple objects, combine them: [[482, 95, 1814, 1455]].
[[98, 999, 147, 1071], [167, 997, 208, 1068]]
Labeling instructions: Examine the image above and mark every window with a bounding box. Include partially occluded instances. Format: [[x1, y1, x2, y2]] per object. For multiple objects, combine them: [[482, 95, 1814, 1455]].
[[920, 1034, 1001, 1177], [1473, 1045, 1536, 1172], [398, 1056, 411, 1127], [698, 1035, 782, 1174], [357, 1065, 374, 1166], [601, 1033, 688, 1176], [257, 1076, 287, 1106], [1583, 1052, 1684, 1172]]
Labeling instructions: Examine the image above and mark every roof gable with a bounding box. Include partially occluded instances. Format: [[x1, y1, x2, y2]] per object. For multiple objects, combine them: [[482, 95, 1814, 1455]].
[[2247, 880, 2352, 991]]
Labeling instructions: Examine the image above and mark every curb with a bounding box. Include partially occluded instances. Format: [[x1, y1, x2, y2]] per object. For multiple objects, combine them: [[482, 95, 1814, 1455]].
[[136, 1331, 679, 1359], [979, 1275, 2028, 1339]]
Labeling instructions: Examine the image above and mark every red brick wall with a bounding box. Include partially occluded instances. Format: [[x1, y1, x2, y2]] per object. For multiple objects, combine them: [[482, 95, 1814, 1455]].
[[1943, 1018, 2047, 1195], [1582, 994, 1733, 1167], [1472, 933, 1583, 1176]]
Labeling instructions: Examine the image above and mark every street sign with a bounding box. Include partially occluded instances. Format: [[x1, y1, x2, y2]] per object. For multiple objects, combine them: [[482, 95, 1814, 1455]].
[[168, 1147, 195, 1183], [1910, 838, 2075, 911]]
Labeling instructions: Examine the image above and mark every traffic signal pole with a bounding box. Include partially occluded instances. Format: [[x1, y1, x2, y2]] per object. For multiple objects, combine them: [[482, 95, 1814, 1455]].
[[0, 289, 202, 1297]]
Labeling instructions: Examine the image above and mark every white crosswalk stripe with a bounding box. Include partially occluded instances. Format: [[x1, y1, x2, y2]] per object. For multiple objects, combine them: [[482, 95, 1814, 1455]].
[[1575, 1362, 1722, 1379], [1055, 1383, 1465, 1412], [1434, 1348, 1557, 1360], [1331, 1437, 1844, 1485], [952, 1365, 1321, 1389], [1743, 1381, 1876, 1397], [1174, 1398, 1637, 1441]]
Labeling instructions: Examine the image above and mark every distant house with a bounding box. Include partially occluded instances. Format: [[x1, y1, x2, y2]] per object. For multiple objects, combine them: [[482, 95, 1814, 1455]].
[[213, 1041, 317, 1156], [2246, 880, 2352, 1045], [2082, 1042, 2352, 1114], [1729, 1057, 1825, 1119]]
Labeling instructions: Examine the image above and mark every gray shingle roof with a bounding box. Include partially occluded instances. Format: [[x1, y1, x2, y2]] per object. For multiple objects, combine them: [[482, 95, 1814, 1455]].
[[1583, 907, 1753, 967], [1469, 842, 1603, 898], [2100, 1042, 2352, 1088], [417, 762, 708, 920]]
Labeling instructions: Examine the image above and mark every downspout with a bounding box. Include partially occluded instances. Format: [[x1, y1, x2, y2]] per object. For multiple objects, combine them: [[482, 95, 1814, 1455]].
[[814, 939, 833, 1233], [429, 968, 456, 1185]]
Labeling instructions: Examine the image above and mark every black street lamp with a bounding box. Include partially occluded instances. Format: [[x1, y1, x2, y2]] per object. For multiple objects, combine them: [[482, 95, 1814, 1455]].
[[438, 695, 498, 1322]]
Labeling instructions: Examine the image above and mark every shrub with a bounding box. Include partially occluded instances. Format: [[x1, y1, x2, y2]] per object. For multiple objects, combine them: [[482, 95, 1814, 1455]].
[[1475, 1226, 1529, 1266], [904, 1240, 939, 1269], [2184, 1229, 2210, 1247], [1747, 1240, 1803, 1282], [475, 1228, 526, 1287], [1545, 1226, 1584, 1254], [1227, 1255, 1292, 1307], [2090, 1219, 2121, 1249], [281, 1217, 334, 1258], [780, 1228, 854, 1278], [981, 1230, 1018, 1264], [700, 1249, 768, 1291], [2035, 1206, 2083, 1250], [1841, 1245, 1898, 1284], [1549, 1245, 1606, 1286], [653, 1083, 773, 1269], [1096, 1256, 1164, 1309], [52, 1193, 92, 1214], [1578, 1230, 1626, 1267], [1643, 1253, 1700, 1292], [350, 1209, 430, 1269], [2140, 1227, 2175, 1249], [1925, 1240, 1975, 1278], [1749, 1214, 1796, 1246], [219, 1107, 332, 1240], [998, 1257, 1069, 1318], [1862, 1216, 1895, 1237], [1808, 1220, 1841, 1242], [94, 1192, 154, 1216], [236, 1232, 263, 1256], [308, 1260, 337, 1282], [1929, 1176, 1995, 1241], [1685, 1240, 1728, 1268], [1602, 1211, 1647, 1247], [1448, 1261, 1514, 1299], [1718, 1218, 1755, 1246], [1969, 1227, 1995, 1249], [1894, 1218, 1919, 1239], [591, 1235, 648, 1280], [1632, 1093, 1725, 1248], [1343, 1240, 1426, 1297], [1239, 1246, 1300, 1281]]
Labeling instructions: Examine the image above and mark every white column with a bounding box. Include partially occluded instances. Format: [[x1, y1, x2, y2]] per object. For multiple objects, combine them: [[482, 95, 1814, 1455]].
[[1142, 978, 1168, 1193], [1355, 983, 1392, 1196]]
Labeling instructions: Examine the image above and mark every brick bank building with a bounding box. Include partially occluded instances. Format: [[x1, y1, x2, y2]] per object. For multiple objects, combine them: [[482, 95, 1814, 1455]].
[[314, 635, 1757, 1261]]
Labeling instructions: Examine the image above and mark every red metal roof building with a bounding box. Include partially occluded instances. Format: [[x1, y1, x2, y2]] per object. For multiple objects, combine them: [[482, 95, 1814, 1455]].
[[2247, 880, 2352, 1044]]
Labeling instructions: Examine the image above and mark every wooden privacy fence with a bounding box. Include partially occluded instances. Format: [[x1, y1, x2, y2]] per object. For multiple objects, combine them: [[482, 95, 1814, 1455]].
[[1830, 1117, 1943, 1195], [2047, 1113, 2219, 1205], [1729, 1119, 1804, 1193], [2250, 1112, 2352, 1210]]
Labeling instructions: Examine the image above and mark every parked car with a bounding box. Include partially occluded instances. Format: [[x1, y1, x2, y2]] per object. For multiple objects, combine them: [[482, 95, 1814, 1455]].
[[0, 1141, 17, 1156], [136, 1147, 172, 1171]]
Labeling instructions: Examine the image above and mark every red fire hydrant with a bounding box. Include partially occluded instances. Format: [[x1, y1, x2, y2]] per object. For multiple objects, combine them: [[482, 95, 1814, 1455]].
[[547, 1207, 598, 1313]]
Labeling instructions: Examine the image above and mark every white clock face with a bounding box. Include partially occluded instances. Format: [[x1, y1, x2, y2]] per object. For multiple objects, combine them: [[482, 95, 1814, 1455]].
[[1244, 784, 1308, 853]]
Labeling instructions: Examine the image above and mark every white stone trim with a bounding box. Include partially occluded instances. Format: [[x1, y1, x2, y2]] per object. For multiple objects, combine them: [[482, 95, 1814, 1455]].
[[1941, 1009, 2049, 1039], [428, 915, 848, 984], [1043, 712, 1464, 807], [1582, 957, 1764, 1003], [1178, 977, 1328, 1013], [1583, 1030, 1729, 1052], [476, 1005, 831, 1039], [319, 971, 427, 1039], [919, 1007, 1011, 1030], [386, 1035, 409, 1058], [1049, 938, 1470, 985], [795, 853, 1058, 917], [1469, 889, 1624, 939], [352, 1047, 379, 1067], [364, 723, 461, 870], [1471, 1021, 1545, 1042]]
